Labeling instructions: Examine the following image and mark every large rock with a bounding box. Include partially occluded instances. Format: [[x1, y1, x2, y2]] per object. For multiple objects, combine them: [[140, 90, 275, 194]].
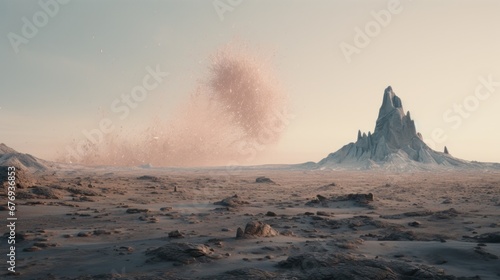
[[214, 194, 249, 208], [277, 253, 477, 279], [237, 221, 279, 238], [145, 242, 219, 264], [255, 176, 275, 184]]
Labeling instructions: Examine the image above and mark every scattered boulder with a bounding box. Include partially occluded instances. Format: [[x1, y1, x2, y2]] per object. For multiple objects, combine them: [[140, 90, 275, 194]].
[[405, 210, 434, 217], [265, 211, 277, 217], [281, 230, 296, 237], [408, 221, 421, 227], [168, 230, 184, 238], [442, 198, 452, 204], [316, 211, 330, 217], [67, 187, 98, 196], [214, 195, 249, 208], [137, 175, 160, 182], [125, 208, 149, 214], [72, 196, 95, 202], [379, 229, 448, 242], [307, 193, 374, 208], [316, 194, 327, 202], [23, 246, 42, 252], [236, 227, 244, 238], [379, 230, 418, 241], [237, 221, 279, 238], [381, 210, 433, 219], [471, 232, 500, 243], [145, 242, 219, 264], [255, 177, 275, 184], [77, 231, 93, 237], [345, 193, 374, 203], [430, 208, 460, 220], [93, 229, 112, 236], [29, 186, 63, 199], [33, 242, 58, 248], [335, 239, 364, 249]]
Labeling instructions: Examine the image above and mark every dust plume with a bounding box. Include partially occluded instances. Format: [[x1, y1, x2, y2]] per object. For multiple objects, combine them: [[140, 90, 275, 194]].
[[62, 42, 289, 167]]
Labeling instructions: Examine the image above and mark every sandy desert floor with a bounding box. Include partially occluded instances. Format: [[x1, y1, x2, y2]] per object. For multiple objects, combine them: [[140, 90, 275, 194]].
[[3, 167, 500, 279]]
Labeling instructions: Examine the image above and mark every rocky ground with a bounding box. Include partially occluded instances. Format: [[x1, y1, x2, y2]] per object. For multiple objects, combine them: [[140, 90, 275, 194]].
[[1, 167, 500, 279]]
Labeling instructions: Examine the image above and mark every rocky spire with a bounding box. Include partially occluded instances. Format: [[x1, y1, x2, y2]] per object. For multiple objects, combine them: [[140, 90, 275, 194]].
[[377, 86, 403, 120], [444, 146, 449, 155], [318, 86, 472, 168], [373, 87, 418, 151]]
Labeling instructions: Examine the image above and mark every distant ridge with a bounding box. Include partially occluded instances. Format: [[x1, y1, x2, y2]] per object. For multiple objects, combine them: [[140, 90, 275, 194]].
[[0, 143, 49, 171], [317, 87, 494, 170]]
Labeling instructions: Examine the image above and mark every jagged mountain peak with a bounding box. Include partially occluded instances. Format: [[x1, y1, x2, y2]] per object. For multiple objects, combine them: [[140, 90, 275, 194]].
[[318, 86, 475, 170], [379, 86, 403, 118]]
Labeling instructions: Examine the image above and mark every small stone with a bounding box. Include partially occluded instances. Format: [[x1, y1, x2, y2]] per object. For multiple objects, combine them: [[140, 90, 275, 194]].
[[119, 246, 134, 252], [23, 246, 42, 252], [168, 230, 184, 238], [126, 208, 149, 214], [77, 231, 92, 237], [408, 221, 421, 227], [266, 211, 277, 217], [236, 227, 245, 238], [33, 242, 57, 248], [255, 176, 275, 184], [94, 229, 112, 235], [442, 198, 452, 204], [316, 194, 327, 201]]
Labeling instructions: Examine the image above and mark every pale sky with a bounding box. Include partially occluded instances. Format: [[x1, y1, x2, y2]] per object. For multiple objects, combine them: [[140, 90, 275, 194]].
[[1, 0, 499, 165]]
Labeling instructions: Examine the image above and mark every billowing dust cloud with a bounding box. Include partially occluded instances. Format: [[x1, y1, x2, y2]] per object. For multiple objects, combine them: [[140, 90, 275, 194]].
[[63, 43, 290, 167]]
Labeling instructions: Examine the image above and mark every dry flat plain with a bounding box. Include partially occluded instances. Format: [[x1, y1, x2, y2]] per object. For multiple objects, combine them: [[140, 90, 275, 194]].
[[3, 167, 500, 279]]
